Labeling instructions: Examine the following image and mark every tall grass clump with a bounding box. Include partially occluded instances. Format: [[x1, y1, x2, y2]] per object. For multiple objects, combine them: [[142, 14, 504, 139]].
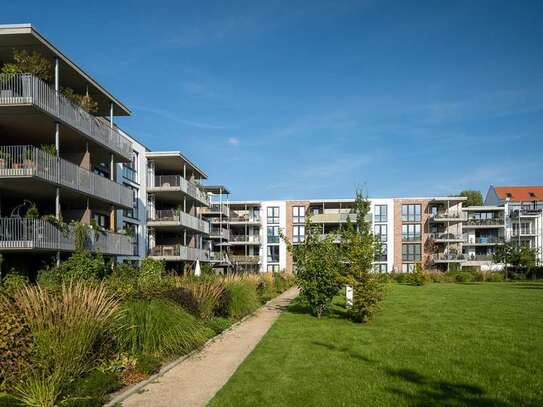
[[174, 277, 225, 320], [220, 278, 260, 320], [114, 299, 211, 358]]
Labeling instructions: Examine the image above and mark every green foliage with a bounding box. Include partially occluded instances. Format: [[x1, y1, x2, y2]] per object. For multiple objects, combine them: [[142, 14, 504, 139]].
[[39, 144, 57, 157], [408, 263, 429, 286], [458, 190, 483, 207], [63, 369, 121, 403], [114, 299, 210, 358], [14, 372, 60, 407], [0, 273, 29, 297], [135, 353, 161, 375], [59, 397, 102, 407], [220, 282, 260, 320], [339, 191, 386, 323], [1, 50, 52, 82], [38, 251, 107, 288], [0, 393, 22, 406], [174, 278, 225, 319], [24, 203, 39, 220], [61, 88, 99, 114], [451, 271, 474, 283], [494, 241, 538, 278], [0, 301, 32, 389], [139, 258, 166, 286], [206, 317, 231, 334]]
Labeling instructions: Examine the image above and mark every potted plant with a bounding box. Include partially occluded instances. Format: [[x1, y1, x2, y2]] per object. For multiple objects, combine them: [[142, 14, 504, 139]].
[[39, 144, 57, 156], [23, 148, 34, 168], [25, 203, 39, 219]]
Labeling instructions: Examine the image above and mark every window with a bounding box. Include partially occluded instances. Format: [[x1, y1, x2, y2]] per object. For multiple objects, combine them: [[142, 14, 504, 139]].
[[402, 263, 416, 272], [267, 207, 279, 224], [267, 245, 279, 263], [123, 222, 138, 256], [267, 226, 280, 243], [373, 263, 387, 273], [513, 222, 532, 236], [375, 243, 387, 262], [292, 206, 305, 223], [122, 151, 138, 183], [374, 224, 387, 242], [374, 205, 387, 222], [123, 184, 139, 219], [402, 243, 421, 261], [293, 225, 305, 243], [402, 204, 421, 222], [402, 224, 421, 241], [267, 264, 280, 272], [93, 213, 108, 229], [310, 206, 322, 215]]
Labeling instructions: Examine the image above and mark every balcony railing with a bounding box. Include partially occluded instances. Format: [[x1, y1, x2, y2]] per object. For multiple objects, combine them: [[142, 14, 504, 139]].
[[0, 145, 132, 208], [0, 218, 133, 256], [310, 213, 359, 223], [148, 175, 209, 206], [210, 227, 230, 239], [149, 244, 209, 261], [464, 218, 504, 226], [0, 74, 132, 160], [230, 235, 261, 243], [231, 255, 260, 264], [463, 254, 494, 262], [229, 213, 261, 223], [148, 209, 210, 234], [430, 253, 467, 262], [201, 204, 229, 218], [429, 233, 465, 241], [431, 212, 467, 221], [463, 236, 503, 244]]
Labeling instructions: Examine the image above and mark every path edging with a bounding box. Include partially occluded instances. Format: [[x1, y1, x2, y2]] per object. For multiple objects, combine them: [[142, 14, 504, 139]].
[[104, 289, 294, 407]]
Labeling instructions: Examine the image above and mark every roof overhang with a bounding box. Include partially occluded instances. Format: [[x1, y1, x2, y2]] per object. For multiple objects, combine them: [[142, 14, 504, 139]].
[[204, 185, 230, 195], [0, 24, 131, 116], [146, 151, 207, 179]]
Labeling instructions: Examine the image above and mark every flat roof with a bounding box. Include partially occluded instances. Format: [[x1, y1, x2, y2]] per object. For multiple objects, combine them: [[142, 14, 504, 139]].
[[204, 185, 230, 194], [0, 23, 131, 116], [146, 151, 207, 179]]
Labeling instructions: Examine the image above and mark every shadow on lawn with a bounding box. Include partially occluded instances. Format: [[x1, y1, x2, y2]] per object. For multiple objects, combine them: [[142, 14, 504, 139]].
[[311, 341, 372, 362], [506, 283, 543, 290], [385, 368, 512, 407]]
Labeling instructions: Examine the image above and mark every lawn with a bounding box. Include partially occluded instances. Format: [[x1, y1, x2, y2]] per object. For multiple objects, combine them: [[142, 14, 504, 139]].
[[209, 282, 543, 406]]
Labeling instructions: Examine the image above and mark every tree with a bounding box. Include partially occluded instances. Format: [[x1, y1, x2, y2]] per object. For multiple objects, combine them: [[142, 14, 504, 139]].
[[339, 191, 385, 323], [493, 242, 538, 279], [283, 216, 342, 318], [458, 190, 483, 207]]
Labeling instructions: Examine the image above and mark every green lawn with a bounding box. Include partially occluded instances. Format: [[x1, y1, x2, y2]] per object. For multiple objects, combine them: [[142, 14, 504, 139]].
[[209, 283, 543, 406]]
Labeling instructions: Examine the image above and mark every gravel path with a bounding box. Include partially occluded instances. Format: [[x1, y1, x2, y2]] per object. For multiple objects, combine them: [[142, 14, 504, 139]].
[[120, 287, 300, 407]]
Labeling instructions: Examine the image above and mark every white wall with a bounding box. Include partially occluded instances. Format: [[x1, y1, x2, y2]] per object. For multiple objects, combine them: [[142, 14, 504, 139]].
[[260, 201, 287, 272], [370, 198, 395, 272]]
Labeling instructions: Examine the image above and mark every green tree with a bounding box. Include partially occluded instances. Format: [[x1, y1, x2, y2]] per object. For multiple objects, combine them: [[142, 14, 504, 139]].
[[283, 217, 341, 318], [494, 242, 538, 279], [1, 49, 52, 82], [339, 191, 386, 323], [458, 190, 483, 207]]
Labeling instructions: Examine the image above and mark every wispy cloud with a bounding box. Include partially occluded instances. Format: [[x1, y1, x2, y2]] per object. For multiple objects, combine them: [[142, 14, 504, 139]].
[[134, 105, 227, 130], [228, 137, 240, 146]]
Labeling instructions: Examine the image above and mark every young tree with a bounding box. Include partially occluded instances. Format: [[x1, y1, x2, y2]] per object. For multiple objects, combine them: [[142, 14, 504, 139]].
[[494, 242, 538, 279], [339, 191, 385, 323], [458, 190, 483, 207], [283, 217, 341, 318]]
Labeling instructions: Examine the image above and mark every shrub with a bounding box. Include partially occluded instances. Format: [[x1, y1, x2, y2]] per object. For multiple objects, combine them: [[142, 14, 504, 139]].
[[59, 397, 102, 407], [0, 273, 28, 297], [206, 317, 231, 334], [273, 272, 285, 293], [351, 275, 386, 323], [408, 263, 429, 286], [64, 369, 121, 400], [451, 271, 474, 283], [14, 373, 60, 407], [0, 302, 32, 389], [390, 272, 407, 284], [174, 278, 224, 320], [37, 251, 107, 289], [219, 281, 260, 320], [114, 299, 210, 358], [9, 283, 120, 383], [1, 49, 53, 82], [135, 353, 161, 375], [427, 271, 448, 283], [257, 274, 276, 303], [139, 258, 165, 286]]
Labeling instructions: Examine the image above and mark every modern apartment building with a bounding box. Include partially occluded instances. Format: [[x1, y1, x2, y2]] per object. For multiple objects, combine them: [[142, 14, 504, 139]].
[[228, 201, 262, 272], [0, 24, 135, 272], [201, 185, 231, 269]]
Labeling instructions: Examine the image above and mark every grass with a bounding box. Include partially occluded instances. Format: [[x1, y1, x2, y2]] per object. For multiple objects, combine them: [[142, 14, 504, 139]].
[[210, 282, 543, 406]]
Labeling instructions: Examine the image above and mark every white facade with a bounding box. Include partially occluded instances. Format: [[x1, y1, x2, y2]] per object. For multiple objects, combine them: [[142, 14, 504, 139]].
[[261, 201, 287, 272], [370, 198, 395, 273]]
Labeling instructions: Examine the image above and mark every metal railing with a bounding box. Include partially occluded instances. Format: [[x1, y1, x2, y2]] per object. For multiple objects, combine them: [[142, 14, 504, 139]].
[[148, 175, 209, 206], [148, 209, 210, 234], [0, 74, 132, 160], [229, 213, 260, 222], [231, 255, 260, 264], [463, 254, 494, 262], [149, 244, 210, 261], [430, 253, 467, 261], [201, 203, 229, 218], [0, 145, 132, 207], [210, 227, 230, 239], [310, 213, 360, 223], [230, 235, 261, 243], [464, 218, 504, 226], [0, 218, 133, 255], [463, 236, 503, 244], [429, 233, 464, 241], [431, 212, 467, 221]]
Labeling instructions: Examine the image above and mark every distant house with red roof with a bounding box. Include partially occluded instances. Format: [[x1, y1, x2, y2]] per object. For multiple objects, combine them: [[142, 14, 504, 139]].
[[485, 185, 543, 209]]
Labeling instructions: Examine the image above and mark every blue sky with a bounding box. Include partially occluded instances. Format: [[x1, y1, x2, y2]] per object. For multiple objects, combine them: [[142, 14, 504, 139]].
[[3, 1, 543, 200]]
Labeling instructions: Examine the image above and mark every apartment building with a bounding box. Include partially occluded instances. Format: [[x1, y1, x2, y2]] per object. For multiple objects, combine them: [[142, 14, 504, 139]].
[[201, 185, 231, 269], [146, 151, 210, 272], [228, 201, 262, 272], [0, 24, 135, 272]]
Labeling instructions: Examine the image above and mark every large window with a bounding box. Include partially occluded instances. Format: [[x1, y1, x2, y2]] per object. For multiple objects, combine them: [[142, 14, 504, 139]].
[[375, 243, 387, 262], [267, 245, 280, 263], [292, 206, 305, 223], [293, 225, 305, 243], [122, 151, 139, 183], [267, 226, 280, 243], [402, 263, 416, 273], [402, 243, 421, 261], [402, 204, 421, 222], [374, 205, 387, 222], [123, 184, 139, 219], [267, 207, 279, 224], [267, 264, 280, 272], [402, 224, 421, 241], [374, 224, 387, 242]]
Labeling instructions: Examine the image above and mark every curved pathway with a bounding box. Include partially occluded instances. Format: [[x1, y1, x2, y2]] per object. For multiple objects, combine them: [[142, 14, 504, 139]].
[[118, 287, 299, 407]]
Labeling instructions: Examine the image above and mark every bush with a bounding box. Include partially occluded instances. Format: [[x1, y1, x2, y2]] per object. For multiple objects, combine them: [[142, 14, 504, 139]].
[[451, 271, 474, 283], [273, 272, 285, 293], [0, 302, 33, 389], [407, 263, 429, 286], [0, 273, 29, 297], [257, 274, 277, 303], [64, 369, 121, 400], [390, 272, 407, 284], [37, 251, 107, 288], [14, 373, 60, 407], [219, 281, 260, 320], [174, 278, 224, 320], [114, 299, 210, 358], [59, 396, 102, 407], [206, 317, 231, 334], [351, 275, 386, 323], [139, 258, 165, 286], [135, 353, 161, 375]]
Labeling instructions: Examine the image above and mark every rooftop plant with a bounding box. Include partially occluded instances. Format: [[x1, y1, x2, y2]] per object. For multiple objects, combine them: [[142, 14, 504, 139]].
[[1, 49, 53, 82]]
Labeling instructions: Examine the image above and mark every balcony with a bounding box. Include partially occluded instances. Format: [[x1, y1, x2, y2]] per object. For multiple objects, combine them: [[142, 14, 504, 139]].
[[0, 218, 133, 256], [430, 253, 466, 263], [200, 203, 229, 218], [510, 208, 542, 218], [0, 145, 132, 208], [310, 213, 359, 223], [229, 213, 261, 223], [462, 254, 494, 262], [148, 175, 209, 206], [210, 227, 230, 240], [430, 212, 467, 222], [230, 235, 261, 244], [463, 236, 503, 245], [0, 74, 132, 160], [231, 255, 260, 264], [463, 218, 504, 228], [429, 233, 465, 242], [149, 244, 209, 262], [148, 209, 210, 234]]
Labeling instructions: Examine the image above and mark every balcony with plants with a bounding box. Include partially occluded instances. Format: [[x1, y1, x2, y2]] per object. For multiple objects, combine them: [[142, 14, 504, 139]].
[[148, 175, 209, 207]]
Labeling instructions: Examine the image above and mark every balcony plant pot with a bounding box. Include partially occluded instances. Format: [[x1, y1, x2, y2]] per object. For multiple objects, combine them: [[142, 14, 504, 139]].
[[0, 159, 5, 169], [23, 159, 33, 169]]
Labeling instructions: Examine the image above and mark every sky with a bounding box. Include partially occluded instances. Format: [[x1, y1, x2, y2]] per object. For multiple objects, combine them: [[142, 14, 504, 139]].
[[2, 0, 543, 200]]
